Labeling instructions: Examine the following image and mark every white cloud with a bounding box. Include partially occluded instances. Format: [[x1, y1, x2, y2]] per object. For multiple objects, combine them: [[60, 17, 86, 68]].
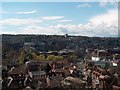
[[0, 11, 9, 14], [99, 2, 118, 7], [49, 23, 117, 37], [18, 25, 59, 35], [100, 0, 119, 2], [0, 18, 42, 26], [12, 23, 116, 37], [0, 10, 37, 15], [77, 3, 92, 8], [41, 16, 64, 20], [2, 22, 118, 37], [99, 2, 108, 7], [47, 9, 117, 37], [56, 20, 72, 22], [16, 10, 37, 14], [1, 9, 118, 37], [89, 9, 118, 27]]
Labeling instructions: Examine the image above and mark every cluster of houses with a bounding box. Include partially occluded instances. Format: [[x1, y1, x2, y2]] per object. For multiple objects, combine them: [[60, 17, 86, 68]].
[[85, 48, 120, 68], [2, 58, 85, 89], [1, 46, 120, 90]]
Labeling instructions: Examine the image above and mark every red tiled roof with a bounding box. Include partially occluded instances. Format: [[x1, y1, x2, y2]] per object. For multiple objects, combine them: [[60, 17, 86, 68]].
[[8, 65, 26, 75]]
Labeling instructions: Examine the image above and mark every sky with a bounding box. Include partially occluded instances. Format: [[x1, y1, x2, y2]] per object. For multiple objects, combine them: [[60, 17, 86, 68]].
[[0, 2, 118, 37]]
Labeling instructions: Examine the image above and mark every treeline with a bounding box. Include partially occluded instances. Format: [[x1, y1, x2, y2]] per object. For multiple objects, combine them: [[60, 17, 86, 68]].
[[18, 48, 78, 64], [2, 34, 120, 61]]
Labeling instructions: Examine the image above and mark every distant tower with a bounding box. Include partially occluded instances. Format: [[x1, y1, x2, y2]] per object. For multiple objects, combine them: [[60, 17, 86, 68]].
[[65, 34, 68, 38]]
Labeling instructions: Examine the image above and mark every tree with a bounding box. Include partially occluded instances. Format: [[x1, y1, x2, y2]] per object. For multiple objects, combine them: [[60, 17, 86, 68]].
[[31, 52, 38, 60], [18, 49, 25, 64], [68, 54, 78, 63], [47, 55, 55, 61], [54, 56, 64, 61], [37, 54, 46, 61], [46, 55, 64, 61], [44, 63, 51, 74]]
